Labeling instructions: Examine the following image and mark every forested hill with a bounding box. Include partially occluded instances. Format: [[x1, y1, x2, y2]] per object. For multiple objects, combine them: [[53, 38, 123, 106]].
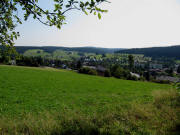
[[116, 45, 180, 59], [13, 46, 123, 54]]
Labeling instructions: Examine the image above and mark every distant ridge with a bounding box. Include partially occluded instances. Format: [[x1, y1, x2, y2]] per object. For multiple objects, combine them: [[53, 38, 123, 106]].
[[116, 45, 180, 59], [14, 46, 124, 54]]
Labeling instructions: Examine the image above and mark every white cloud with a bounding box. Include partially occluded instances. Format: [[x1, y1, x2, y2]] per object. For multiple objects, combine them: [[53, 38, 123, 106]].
[[15, 0, 180, 48]]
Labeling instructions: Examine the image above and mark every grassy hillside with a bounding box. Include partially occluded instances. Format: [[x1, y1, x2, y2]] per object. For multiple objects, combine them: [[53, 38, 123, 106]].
[[0, 65, 170, 116], [13, 46, 123, 54], [0, 65, 179, 135], [23, 49, 51, 57]]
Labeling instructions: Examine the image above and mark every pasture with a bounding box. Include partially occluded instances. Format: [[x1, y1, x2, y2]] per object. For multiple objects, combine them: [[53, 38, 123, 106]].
[[0, 65, 179, 135]]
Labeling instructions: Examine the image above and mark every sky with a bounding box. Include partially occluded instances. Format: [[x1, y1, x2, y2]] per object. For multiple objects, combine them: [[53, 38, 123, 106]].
[[15, 0, 180, 48]]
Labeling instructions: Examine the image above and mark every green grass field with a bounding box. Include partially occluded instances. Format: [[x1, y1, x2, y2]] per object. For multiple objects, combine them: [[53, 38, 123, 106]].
[[0, 65, 179, 135]]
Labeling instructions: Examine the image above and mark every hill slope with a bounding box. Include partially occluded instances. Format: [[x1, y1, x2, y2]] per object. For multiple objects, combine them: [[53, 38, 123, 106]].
[[116, 45, 180, 59], [0, 65, 179, 135], [0, 65, 170, 116]]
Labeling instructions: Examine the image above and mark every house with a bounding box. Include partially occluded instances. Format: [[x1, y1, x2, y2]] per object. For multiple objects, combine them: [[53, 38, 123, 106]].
[[83, 66, 97, 70], [175, 64, 179, 69], [9, 60, 16, 65], [62, 64, 67, 69], [130, 72, 140, 78], [156, 76, 180, 83]]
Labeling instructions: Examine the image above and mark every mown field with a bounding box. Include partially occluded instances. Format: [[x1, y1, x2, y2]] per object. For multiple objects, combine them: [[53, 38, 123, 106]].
[[0, 65, 180, 135]]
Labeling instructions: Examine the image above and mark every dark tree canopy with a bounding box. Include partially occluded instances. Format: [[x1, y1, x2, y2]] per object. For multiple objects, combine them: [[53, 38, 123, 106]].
[[116, 46, 180, 60], [0, 0, 109, 47], [128, 54, 134, 71], [177, 65, 180, 73]]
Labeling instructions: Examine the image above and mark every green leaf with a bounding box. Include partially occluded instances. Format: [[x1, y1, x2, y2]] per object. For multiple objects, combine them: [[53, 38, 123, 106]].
[[84, 10, 88, 15], [98, 13, 101, 19]]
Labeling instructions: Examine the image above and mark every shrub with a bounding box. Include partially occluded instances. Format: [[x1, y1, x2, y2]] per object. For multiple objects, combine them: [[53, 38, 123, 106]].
[[88, 69, 97, 75], [139, 76, 146, 81], [129, 75, 138, 81], [177, 83, 180, 90], [79, 67, 97, 75]]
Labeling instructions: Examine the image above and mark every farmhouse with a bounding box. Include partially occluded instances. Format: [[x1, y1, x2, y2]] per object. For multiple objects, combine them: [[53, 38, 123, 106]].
[[130, 72, 140, 78]]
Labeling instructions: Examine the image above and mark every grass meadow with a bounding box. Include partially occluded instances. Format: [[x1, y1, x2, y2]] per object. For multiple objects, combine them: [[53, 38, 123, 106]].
[[0, 65, 180, 135]]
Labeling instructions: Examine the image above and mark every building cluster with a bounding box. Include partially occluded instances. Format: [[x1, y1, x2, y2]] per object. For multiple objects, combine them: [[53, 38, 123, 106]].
[[135, 61, 180, 83]]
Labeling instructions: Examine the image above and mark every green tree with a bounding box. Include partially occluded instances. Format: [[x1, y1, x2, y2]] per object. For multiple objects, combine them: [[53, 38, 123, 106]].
[[177, 65, 180, 73], [110, 64, 119, 76], [128, 54, 134, 71], [0, 45, 17, 63], [144, 71, 150, 81], [165, 68, 174, 77], [104, 69, 111, 77], [77, 60, 82, 69], [113, 67, 125, 79], [0, 0, 109, 47], [79, 67, 97, 75]]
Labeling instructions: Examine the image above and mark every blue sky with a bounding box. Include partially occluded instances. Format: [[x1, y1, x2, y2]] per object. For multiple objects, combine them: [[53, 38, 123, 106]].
[[15, 0, 180, 48]]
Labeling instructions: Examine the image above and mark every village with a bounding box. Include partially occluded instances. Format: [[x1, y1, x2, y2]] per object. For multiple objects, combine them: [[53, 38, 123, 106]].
[[61, 53, 180, 83], [1, 47, 180, 84]]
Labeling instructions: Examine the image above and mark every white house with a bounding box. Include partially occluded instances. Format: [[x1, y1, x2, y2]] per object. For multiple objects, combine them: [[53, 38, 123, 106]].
[[130, 72, 140, 78]]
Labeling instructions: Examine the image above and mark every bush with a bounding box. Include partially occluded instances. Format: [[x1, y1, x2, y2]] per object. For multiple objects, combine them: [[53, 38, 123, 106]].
[[129, 76, 138, 81], [139, 76, 146, 81], [88, 69, 97, 75], [79, 67, 97, 76], [177, 83, 180, 90]]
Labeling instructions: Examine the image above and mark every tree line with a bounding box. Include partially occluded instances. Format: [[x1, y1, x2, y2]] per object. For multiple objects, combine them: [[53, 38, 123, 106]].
[[116, 45, 180, 59]]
